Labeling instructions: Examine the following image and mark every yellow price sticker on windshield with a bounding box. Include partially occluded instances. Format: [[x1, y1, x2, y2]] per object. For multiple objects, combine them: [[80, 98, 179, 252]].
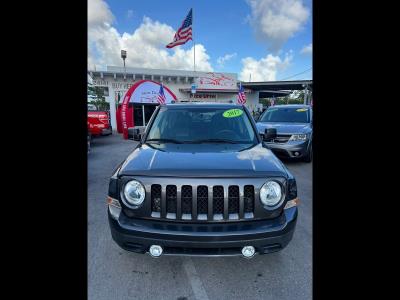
[[223, 109, 243, 118], [296, 108, 307, 112]]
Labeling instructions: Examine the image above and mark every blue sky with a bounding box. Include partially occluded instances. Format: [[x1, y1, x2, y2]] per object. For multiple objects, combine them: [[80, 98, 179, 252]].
[[89, 0, 312, 81]]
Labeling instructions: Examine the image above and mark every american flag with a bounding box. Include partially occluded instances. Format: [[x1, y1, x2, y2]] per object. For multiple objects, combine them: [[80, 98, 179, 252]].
[[237, 82, 246, 104], [166, 9, 193, 48], [157, 83, 166, 105]]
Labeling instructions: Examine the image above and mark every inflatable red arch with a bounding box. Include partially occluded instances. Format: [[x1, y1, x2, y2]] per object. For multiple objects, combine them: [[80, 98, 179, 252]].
[[117, 80, 177, 139]]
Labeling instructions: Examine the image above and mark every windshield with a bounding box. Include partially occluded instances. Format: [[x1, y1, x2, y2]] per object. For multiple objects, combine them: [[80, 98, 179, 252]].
[[146, 107, 258, 144], [259, 107, 310, 123]]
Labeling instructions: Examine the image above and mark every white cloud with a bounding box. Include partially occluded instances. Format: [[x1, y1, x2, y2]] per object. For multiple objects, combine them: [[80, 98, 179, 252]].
[[300, 43, 312, 55], [246, 0, 310, 52], [88, 0, 114, 27], [217, 53, 237, 68], [88, 0, 213, 71], [239, 52, 293, 81]]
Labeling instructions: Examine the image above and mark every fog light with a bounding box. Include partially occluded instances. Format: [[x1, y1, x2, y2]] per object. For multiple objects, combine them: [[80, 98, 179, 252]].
[[241, 246, 255, 258], [294, 152, 300, 156], [149, 245, 163, 257]]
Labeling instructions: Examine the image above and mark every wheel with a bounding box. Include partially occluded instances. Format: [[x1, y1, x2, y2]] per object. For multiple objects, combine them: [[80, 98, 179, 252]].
[[87, 136, 91, 154], [303, 143, 312, 162]]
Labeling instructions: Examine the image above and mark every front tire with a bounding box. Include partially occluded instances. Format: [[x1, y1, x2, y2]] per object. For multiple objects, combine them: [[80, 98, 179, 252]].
[[303, 143, 312, 162], [87, 134, 91, 154]]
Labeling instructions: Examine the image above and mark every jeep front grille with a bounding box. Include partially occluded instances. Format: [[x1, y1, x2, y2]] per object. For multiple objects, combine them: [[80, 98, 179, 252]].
[[261, 134, 292, 144], [150, 184, 255, 221]]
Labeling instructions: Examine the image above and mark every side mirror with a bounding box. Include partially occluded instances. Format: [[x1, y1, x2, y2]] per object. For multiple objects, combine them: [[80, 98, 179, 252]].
[[128, 127, 141, 141], [264, 128, 277, 141], [133, 128, 142, 141], [254, 115, 259, 122]]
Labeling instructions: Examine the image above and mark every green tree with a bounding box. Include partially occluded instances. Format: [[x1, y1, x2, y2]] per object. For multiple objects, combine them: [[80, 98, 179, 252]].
[[87, 86, 110, 111], [259, 89, 312, 106]]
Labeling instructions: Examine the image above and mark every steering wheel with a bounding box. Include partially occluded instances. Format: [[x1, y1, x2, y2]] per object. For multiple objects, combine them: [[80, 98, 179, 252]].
[[214, 129, 240, 140]]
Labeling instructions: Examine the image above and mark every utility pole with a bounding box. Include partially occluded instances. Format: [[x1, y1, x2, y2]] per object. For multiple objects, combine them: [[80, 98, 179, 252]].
[[121, 50, 127, 78], [302, 84, 308, 105]]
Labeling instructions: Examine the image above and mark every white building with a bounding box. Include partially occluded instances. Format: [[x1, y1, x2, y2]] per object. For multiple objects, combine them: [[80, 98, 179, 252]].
[[88, 66, 260, 129]]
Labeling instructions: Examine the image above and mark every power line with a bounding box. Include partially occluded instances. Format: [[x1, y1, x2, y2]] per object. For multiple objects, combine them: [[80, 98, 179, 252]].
[[280, 67, 312, 81], [297, 74, 313, 80]]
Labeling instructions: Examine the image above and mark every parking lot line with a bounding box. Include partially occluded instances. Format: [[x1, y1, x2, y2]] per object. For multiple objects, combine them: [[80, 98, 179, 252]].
[[183, 257, 210, 300]]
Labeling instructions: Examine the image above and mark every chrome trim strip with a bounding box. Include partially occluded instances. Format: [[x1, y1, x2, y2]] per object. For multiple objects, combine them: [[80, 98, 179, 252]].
[[223, 184, 229, 220], [229, 213, 239, 220], [151, 212, 161, 218], [192, 185, 198, 220], [176, 185, 182, 220], [197, 214, 207, 220], [207, 186, 213, 221], [239, 185, 244, 219], [166, 213, 176, 219], [244, 212, 254, 219], [161, 185, 166, 218], [181, 213, 192, 220], [213, 214, 223, 221]]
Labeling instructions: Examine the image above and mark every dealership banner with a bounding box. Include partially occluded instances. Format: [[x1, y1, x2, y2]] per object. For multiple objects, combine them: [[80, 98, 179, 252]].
[[120, 80, 177, 139], [195, 72, 237, 90], [127, 80, 176, 104]]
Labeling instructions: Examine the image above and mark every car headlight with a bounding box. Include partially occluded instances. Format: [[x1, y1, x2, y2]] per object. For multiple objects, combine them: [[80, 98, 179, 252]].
[[260, 181, 283, 208], [289, 134, 307, 141], [123, 180, 146, 207]]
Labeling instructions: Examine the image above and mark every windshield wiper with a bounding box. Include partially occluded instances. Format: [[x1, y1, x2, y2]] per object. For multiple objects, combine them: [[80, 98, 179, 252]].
[[186, 138, 242, 144], [145, 138, 184, 144]]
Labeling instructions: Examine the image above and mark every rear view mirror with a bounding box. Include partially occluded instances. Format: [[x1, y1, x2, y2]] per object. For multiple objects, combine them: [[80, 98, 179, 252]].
[[264, 128, 277, 141]]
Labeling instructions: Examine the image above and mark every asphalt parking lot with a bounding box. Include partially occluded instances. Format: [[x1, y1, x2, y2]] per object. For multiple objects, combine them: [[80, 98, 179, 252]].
[[88, 133, 312, 300]]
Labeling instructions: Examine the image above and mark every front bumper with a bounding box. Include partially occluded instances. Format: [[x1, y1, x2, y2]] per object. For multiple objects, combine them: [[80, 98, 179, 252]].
[[265, 140, 309, 158], [101, 127, 112, 135], [108, 206, 298, 257]]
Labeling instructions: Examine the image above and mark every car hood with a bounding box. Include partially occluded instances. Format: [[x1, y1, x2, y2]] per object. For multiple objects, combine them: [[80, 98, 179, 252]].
[[256, 122, 311, 135], [118, 143, 288, 178]]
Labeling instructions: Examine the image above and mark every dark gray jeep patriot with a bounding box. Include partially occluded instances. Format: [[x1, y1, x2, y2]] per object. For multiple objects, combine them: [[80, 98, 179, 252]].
[[107, 103, 298, 258]]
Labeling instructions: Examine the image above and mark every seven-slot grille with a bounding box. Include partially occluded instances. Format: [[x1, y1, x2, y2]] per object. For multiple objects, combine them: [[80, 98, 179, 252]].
[[150, 184, 255, 221]]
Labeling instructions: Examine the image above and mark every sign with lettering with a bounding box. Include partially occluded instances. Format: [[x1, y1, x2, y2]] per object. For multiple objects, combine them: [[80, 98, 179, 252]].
[[196, 72, 237, 90], [120, 80, 177, 139], [126, 80, 176, 104], [189, 94, 217, 99], [92, 80, 109, 86]]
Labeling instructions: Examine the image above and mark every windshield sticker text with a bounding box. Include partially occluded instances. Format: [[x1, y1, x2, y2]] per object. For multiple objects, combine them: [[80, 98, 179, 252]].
[[223, 109, 243, 118]]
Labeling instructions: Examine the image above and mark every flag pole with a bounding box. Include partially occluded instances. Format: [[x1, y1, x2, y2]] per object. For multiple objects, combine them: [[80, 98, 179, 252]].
[[193, 8, 195, 73]]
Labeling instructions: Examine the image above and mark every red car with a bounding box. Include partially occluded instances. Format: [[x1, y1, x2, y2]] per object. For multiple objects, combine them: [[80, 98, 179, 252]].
[[88, 104, 112, 136]]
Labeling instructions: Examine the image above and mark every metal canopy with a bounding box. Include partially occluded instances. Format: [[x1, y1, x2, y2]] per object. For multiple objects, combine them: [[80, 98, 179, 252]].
[[258, 90, 292, 98], [241, 80, 312, 91]]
